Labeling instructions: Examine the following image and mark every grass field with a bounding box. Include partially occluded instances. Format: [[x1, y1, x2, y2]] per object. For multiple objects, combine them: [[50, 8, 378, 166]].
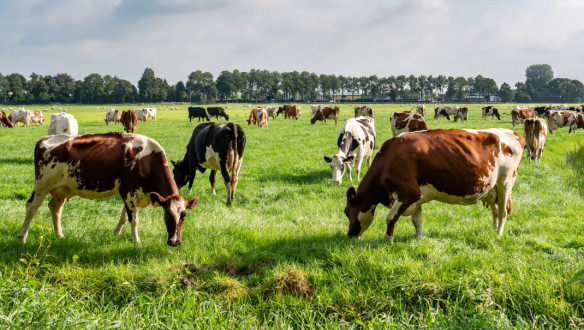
[[1, 103, 583, 328]]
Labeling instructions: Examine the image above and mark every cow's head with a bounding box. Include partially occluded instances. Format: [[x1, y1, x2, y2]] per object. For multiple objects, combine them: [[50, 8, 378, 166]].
[[223, 113, 230, 120], [345, 186, 375, 238], [150, 193, 198, 246], [324, 154, 354, 184], [171, 160, 189, 189], [440, 110, 450, 120]]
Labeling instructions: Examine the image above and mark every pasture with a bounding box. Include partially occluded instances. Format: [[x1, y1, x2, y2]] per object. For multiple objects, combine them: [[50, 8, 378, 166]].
[[1, 103, 583, 328]]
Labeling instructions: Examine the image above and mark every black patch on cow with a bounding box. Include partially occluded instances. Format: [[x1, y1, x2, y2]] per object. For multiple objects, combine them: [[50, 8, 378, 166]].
[[27, 191, 35, 204]]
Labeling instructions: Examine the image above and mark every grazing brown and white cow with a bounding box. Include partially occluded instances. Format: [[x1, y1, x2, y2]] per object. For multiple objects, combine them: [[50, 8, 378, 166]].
[[256, 108, 268, 128], [544, 110, 584, 134], [18, 133, 199, 246], [311, 106, 340, 125], [0, 110, 14, 128], [136, 108, 156, 123], [31, 110, 44, 125], [47, 113, 78, 135], [389, 111, 428, 136], [354, 105, 374, 118], [511, 108, 535, 129], [247, 107, 259, 125], [454, 107, 468, 122], [524, 118, 547, 164], [324, 117, 376, 184], [416, 104, 426, 117], [120, 110, 138, 133], [284, 105, 301, 120], [105, 108, 121, 125], [171, 122, 246, 205], [344, 128, 524, 242]]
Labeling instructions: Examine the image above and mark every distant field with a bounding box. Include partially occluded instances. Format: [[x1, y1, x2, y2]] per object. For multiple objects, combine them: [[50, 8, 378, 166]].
[[0, 103, 583, 328]]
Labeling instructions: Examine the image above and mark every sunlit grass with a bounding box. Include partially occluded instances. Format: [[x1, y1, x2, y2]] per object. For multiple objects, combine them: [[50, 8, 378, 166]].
[[0, 102, 583, 327]]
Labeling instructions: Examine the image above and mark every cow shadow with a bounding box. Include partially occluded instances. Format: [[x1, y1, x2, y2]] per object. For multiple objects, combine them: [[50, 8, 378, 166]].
[[1, 157, 33, 165], [257, 169, 330, 184]]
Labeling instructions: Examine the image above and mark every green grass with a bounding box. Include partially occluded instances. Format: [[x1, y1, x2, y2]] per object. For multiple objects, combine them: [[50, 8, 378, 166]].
[[1, 103, 584, 328]]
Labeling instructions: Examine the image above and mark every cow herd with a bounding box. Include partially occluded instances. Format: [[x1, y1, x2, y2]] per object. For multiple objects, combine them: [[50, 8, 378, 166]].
[[6, 102, 584, 247]]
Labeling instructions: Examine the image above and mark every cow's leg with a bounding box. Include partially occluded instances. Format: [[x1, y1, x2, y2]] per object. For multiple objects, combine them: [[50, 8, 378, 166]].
[[354, 155, 365, 181], [48, 197, 66, 238], [411, 206, 423, 238], [345, 162, 353, 182], [496, 188, 513, 237], [230, 156, 243, 202], [219, 163, 232, 205], [113, 205, 128, 236], [186, 167, 196, 195], [385, 199, 405, 244], [19, 189, 48, 243], [209, 170, 217, 196], [491, 204, 499, 230], [122, 201, 140, 243]]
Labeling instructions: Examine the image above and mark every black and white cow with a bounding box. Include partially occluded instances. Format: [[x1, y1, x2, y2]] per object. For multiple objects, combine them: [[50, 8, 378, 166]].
[[188, 107, 210, 122], [531, 106, 550, 117], [482, 106, 501, 120], [324, 117, 376, 184], [207, 107, 229, 121], [434, 106, 452, 120], [171, 122, 246, 205]]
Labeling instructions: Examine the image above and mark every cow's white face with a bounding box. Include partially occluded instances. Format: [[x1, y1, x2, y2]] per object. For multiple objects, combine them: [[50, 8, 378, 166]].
[[325, 154, 352, 184], [163, 196, 198, 246]]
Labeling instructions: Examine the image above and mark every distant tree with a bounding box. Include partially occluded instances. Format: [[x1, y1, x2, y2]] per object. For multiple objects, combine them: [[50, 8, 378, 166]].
[[175, 81, 188, 102], [498, 82, 514, 102], [525, 64, 553, 101], [395, 75, 407, 102], [112, 77, 134, 103], [82, 73, 104, 104], [514, 82, 532, 103], [6, 73, 28, 103], [138, 68, 157, 102], [0, 73, 9, 104], [186, 70, 216, 104]]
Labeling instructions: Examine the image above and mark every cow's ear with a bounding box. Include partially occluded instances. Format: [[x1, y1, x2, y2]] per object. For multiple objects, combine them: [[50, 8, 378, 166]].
[[185, 197, 199, 210], [150, 192, 168, 206], [324, 156, 332, 163], [346, 186, 357, 203], [171, 160, 177, 167], [343, 155, 355, 163]]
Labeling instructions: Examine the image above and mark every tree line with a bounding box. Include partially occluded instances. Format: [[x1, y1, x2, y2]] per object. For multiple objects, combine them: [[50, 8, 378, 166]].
[[0, 64, 582, 105]]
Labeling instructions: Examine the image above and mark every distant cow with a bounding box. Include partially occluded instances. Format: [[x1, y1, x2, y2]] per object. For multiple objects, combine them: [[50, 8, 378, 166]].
[[511, 108, 535, 129], [276, 105, 288, 117], [8, 109, 34, 127], [524, 118, 547, 164], [0, 110, 13, 128], [171, 122, 246, 205], [389, 111, 428, 136], [531, 106, 549, 117], [121, 110, 138, 133], [324, 117, 376, 184], [284, 105, 301, 120], [343, 128, 524, 242], [31, 110, 44, 125], [105, 109, 121, 125], [454, 107, 468, 122], [310, 106, 340, 125], [416, 104, 426, 117], [482, 106, 501, 120], [47, 113, 78, 135], [188, 107, 210, 122], [354, 106, 374, 118], [433, 106, 451, 120], [207, 107, 229, 121], [136, 108, 156, 123], [550, 104, 569, 110], [311, 104, 327, 115], [545, 110, 584, 134], [266, 106, 277, 120], [256, 108, 268, 128], [247, 107, 259, 125], [18, 132, 199, 246]]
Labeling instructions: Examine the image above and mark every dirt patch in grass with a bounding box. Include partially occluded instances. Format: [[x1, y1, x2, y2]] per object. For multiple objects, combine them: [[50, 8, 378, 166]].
[[262, 268, 314, 300]]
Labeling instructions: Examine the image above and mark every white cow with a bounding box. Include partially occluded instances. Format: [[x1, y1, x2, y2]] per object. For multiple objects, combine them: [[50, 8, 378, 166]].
[[105, 108, 121, 125], [48, 113, 79, 136], [311, 104, 328, 114], [416, 104, 426, 117], [136, 108, 157, 123], [8, 109, 34, 127]]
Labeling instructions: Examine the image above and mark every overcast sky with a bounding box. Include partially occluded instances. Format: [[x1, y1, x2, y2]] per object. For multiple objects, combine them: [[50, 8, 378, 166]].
[[1, 0, 583, 87]]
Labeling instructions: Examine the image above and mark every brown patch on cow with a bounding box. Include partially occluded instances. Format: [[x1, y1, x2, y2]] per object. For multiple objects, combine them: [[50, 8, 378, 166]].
[[394, 112, 410, 130], [120, 110, 137, 133], [0, 110, 14, 128], [284, 105, 300, 120], [261, 268, 314, 300], [247, 108, 258, 125]]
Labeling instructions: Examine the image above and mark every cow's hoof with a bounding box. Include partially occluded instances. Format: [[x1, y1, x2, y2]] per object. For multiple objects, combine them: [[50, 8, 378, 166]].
[[385, 234, 394, 244]]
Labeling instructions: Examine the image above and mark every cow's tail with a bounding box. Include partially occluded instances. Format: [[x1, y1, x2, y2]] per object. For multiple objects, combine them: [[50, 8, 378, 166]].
[[229, 122, 238, 170]]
